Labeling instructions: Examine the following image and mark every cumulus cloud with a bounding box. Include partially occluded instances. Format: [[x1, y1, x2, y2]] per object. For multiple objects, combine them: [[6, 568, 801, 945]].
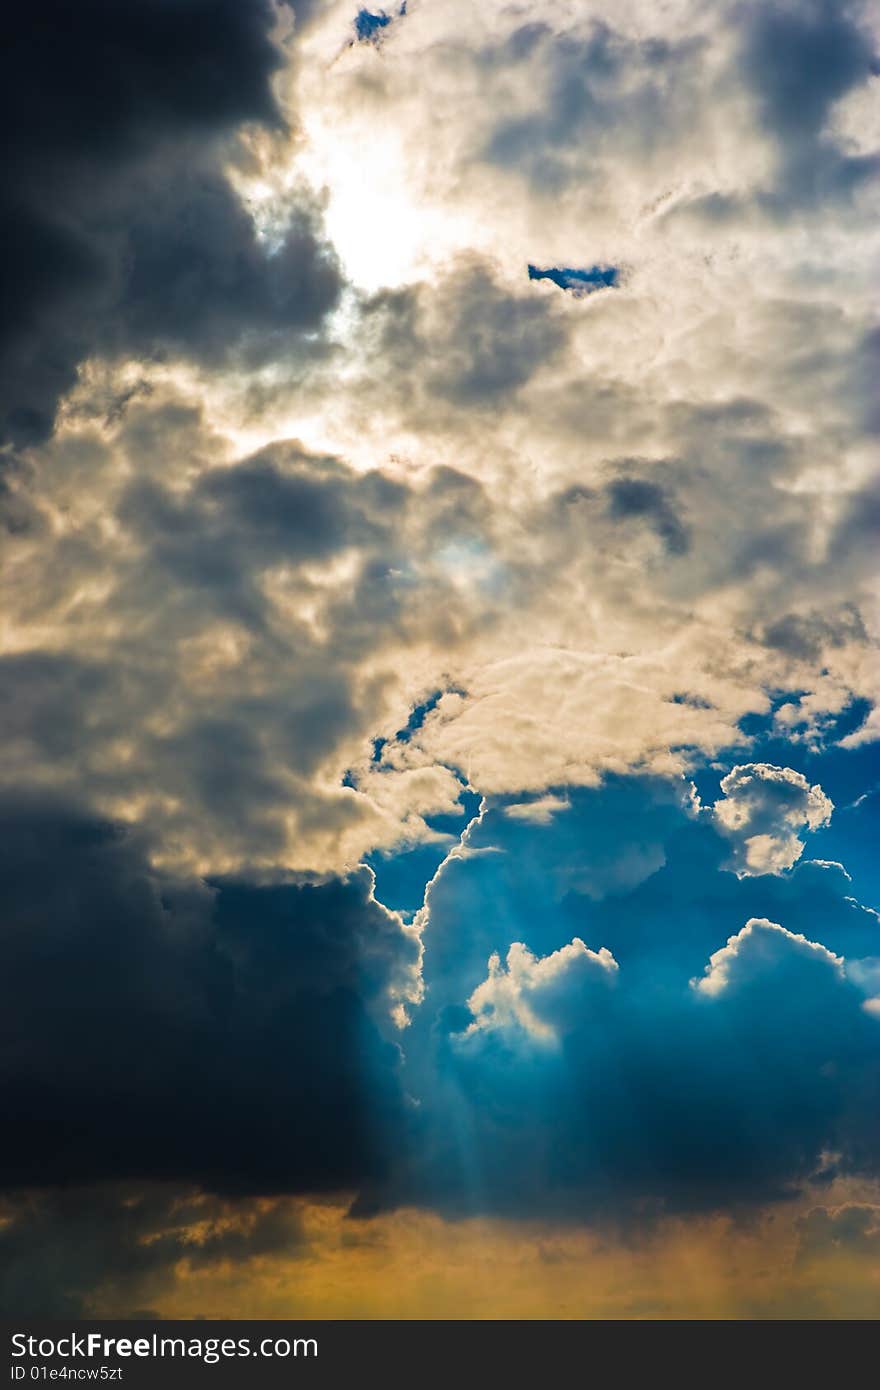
[[713, 763, 834, 873], [463, 939, 618, 1045], [357, 769, 879, 1218], [403, 903, 880, 1218], [692, 916, 845, 995]]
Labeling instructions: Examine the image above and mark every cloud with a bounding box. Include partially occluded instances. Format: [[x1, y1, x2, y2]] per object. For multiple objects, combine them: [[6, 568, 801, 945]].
[[0, 0, 340, 444], [6, 1184, 865, 1319], [407, 906, 879, 1217], [3, 0, 877, 873], [409, 777, 697, 1029], [362, 257, 569, 407], [740, 0, 879, 211], [603, 475, 690, 555], [1, 0, 879, 1299], [503, 794, 570, 824], [410, 772, 878, 1000], [481, 19, 707, 195], [796, 1202, 880, 1266], [1, 430, 496, 874], [712, 763, 834, 874], [0, 794, 417, 1194], [1, 765, 878, 1248], [692, 916, 845, 996], [463, 939, 618, 1045], [358, 768, 880, 1219], [0, 1185, 305, 1317]]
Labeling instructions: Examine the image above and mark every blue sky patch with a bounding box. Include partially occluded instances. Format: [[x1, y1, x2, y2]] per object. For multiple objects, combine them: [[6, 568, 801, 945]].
[[527, 264, 620, 295]]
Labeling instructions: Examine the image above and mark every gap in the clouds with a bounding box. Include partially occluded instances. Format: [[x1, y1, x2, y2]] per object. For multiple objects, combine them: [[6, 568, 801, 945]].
[[343, 687, 466, 785], [346, 687, 476, 915], [366, 788, 482, 918], [370, 688, 451, 766], [353, 5, 405, 46], [527, 264, 619, 296]]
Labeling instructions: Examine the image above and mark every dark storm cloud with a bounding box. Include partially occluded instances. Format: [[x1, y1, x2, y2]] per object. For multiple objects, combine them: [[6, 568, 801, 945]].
[[0, 794, 416, 1194], [0, 653, 113, 764], [1, 0, 877, 1284], [109, 434, 473, 678], [0, 453, 45, 538], [0, 1, 341, 444], [102, 171, 342, 365], [1, 774, 878, 1233], [0, 1185, 304, 1317], [853, 328, 880, 436], [742, 0, 872, 140]]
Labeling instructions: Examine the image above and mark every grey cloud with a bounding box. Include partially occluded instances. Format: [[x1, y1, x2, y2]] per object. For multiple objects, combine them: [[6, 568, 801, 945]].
[[363, 259, 568, 409], [830, 477, 880, 571], [675, 0, 880, 221], [2, 424, 498, 871], [741, 0, 878, 208], [0, 1, 341, 445], [796, 1203, 880, 1266], [604, 476, 690, 556], [103, 167, 343, 364], [754, 606, 868, 661], [742, 0, 874, 142], [0, 1185, 305, 1317], [482, 22, 704, 192]]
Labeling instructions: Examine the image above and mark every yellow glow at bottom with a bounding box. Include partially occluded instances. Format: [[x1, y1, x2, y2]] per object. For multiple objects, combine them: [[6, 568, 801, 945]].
[[85, 1196, 880, 1321]]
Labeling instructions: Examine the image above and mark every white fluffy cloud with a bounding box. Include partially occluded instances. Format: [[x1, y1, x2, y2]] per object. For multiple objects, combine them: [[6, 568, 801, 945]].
[[693, 917, 845, 996], [712, 763, 833, 874], [464, 938, 618, 1044]]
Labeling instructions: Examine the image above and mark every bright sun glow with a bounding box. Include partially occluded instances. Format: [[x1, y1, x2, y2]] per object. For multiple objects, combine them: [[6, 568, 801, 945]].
[[295, 111, 466, 292]]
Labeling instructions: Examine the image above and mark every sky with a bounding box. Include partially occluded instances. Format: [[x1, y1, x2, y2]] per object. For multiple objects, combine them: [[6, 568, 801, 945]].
[[1, 0, 879, 1319]]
